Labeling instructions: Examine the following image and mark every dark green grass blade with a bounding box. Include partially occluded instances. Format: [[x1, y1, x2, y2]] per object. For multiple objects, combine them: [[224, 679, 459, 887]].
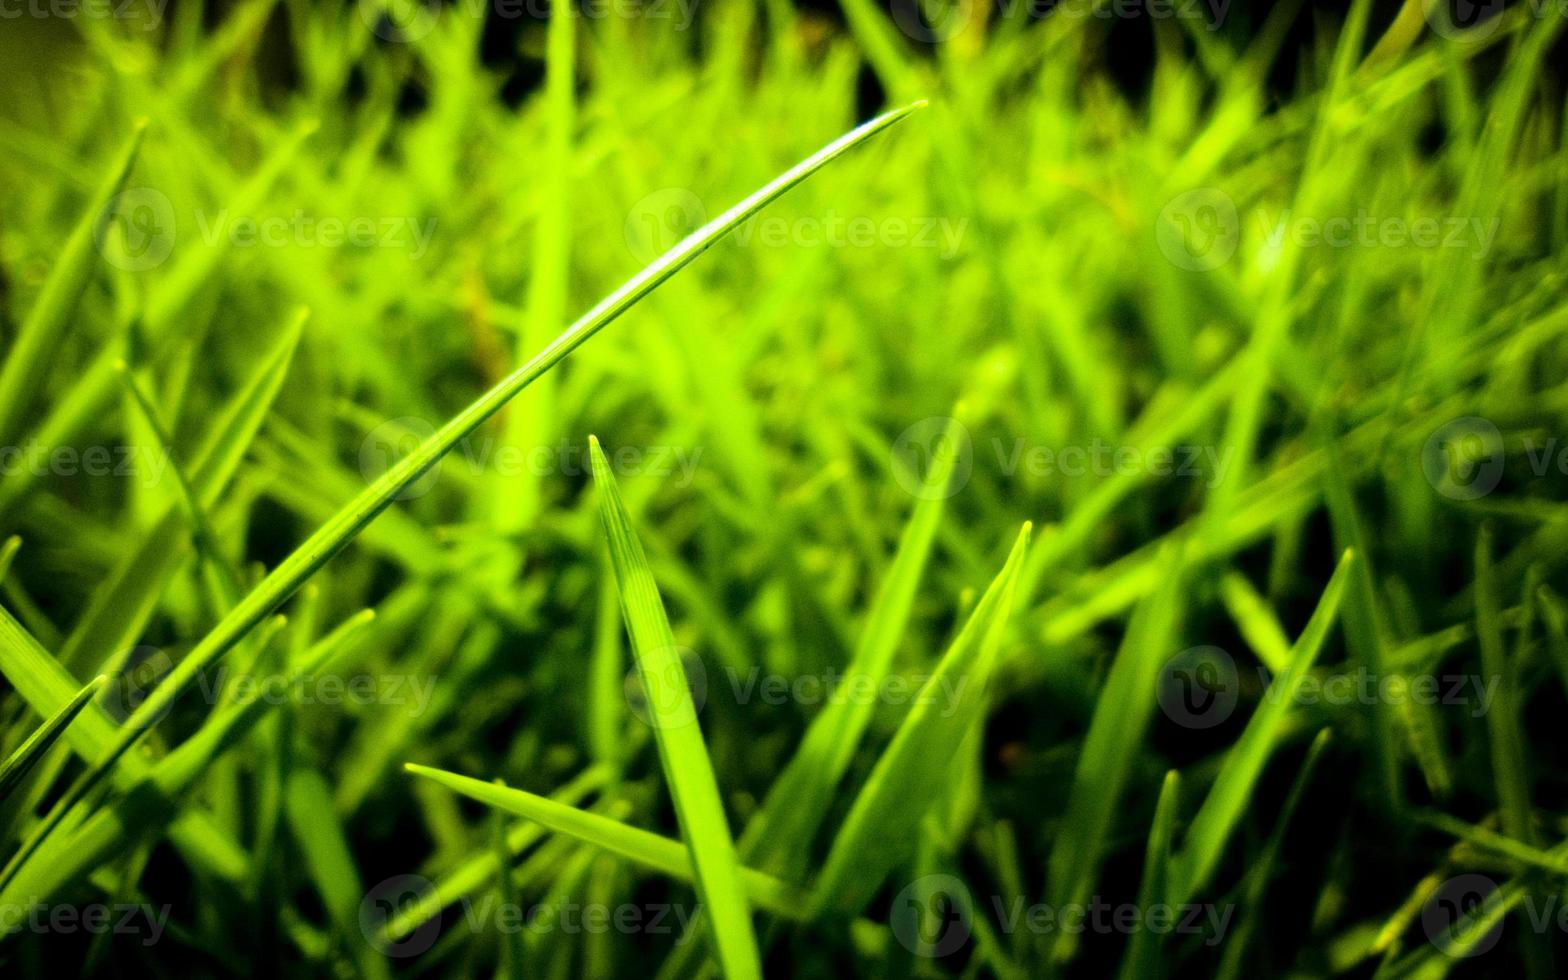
[[1117, 769, 1182, 980], [0, 102, 923, 899], [0, 675, 107, 803], [589, 435, 761, 980], [1173, 549, 1354, 904], [1047, 543, 1185, 964]]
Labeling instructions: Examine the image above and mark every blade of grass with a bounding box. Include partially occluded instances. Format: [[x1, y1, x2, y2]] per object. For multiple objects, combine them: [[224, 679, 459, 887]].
[[1172, 548, 1354, 904], [0, 102, 924, 898], [811, 523, 1030, 917], [588, 434, 760, 979], [1046, 541, 1186, 964], [0, 675, 107, 803], [1117, 769, 1182, 980], [0, 121, 146, 448], [403, 765, 810, 919]]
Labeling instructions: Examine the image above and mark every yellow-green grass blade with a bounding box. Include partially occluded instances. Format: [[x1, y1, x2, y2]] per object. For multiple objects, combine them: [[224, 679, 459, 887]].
[[403, 765, 810, 920], [0, 120, 145, 449], [1046, 542, 1186, 964], [0, 102, 924, 897], [1172, 549, 1354, 904], [811, 523, 1030, 917], [0, 675, 107, 803], [589, 434, 761, 980]]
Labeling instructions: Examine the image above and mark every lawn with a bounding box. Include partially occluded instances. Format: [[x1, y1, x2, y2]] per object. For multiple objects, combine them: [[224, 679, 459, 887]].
[[1, 0, 1566, 976]]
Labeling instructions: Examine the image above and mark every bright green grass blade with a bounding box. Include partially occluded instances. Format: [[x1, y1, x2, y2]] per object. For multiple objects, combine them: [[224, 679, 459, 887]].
[[1046, 542, 1186, 964], [0, 103, 923, 898], [811, 523, 1030, 917], [1117, 769, 1182, 980], [0, 120, 145, 449], [0, 675, 107, 803], [741, 409, 963, 877], [1219, 571, 1292, 674], [403, 765, 810, 919], [589, 434, 761, 980], [1173, 549, 1354, 904]]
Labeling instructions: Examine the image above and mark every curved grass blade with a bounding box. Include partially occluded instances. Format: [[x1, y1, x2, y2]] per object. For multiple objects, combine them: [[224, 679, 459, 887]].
[[0, 675, 107, 803], [589, 435, 761, 980], [403, 765, 810, 919], [0, 101, 924, 897], [811, 523, 1030, 917]]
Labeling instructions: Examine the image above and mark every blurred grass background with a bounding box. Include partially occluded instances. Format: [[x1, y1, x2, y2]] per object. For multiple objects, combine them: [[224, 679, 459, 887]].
[[2, 0, 1568, 976]]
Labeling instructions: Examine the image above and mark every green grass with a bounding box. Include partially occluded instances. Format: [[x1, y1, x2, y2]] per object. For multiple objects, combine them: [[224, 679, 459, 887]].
[[1, 1, 1567, 977]]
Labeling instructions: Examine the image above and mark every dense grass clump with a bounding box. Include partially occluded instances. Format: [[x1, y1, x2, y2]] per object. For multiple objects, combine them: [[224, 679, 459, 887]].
[[1, 0, 1567, 976]]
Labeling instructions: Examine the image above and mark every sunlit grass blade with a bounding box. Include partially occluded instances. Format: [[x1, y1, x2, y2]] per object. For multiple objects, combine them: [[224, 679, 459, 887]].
[[0, 675, 107, 803], [1172, 549, 1354, 904], [811, 522, 1029, 916], [589, 434, 761, 979], [0, 120, 145, 449], [1047, 542, 1185, 964], [403, 765, 809, 919], [0, 103, 923, 898]]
